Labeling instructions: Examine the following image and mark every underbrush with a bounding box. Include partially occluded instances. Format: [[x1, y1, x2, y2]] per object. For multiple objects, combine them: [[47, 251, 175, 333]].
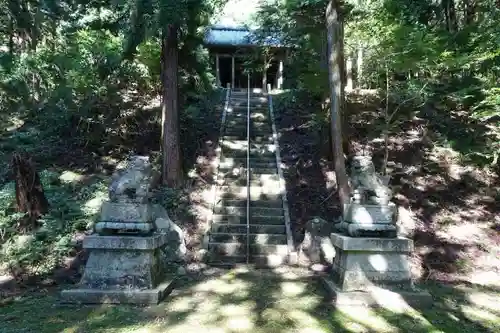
[[0, 170, 108, 279], [273, 88, 499, 283], [0, 87, 224, 282]]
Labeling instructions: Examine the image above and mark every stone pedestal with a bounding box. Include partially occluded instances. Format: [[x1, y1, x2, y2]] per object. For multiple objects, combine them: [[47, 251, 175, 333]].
[[320, 233, 432, 307], [95, 201, 155, 234], [341, 203, 398, 237], [61, 233, 175, 304]]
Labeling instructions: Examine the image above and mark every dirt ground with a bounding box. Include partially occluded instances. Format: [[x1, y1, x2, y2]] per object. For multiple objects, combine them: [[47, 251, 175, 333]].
[[273, 90, 500, 286]]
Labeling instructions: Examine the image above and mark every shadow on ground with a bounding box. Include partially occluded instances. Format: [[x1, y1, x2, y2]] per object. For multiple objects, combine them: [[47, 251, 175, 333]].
[[1, 267, 499, 332], [272, 90, 499, 283]]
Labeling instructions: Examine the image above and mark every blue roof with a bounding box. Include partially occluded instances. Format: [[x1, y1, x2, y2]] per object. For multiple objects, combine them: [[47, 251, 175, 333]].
[[204, 25, 284, 48]]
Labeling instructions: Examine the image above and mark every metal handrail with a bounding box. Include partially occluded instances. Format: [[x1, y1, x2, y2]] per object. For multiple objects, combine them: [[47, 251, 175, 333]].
[[246, 74, 251, 264]]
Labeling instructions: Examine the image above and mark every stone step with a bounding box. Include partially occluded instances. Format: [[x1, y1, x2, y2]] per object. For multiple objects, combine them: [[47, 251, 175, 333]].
[[231, 103, 268, 109], [220, 151, 275, 160], [216, 172, 279, 181], [220, 141, 275, 150], [216, 185, 282, 199], [249, 168, 279, 175], [225, 114, 252, 119], [215, 177, 281, 188], [212, 214, 285, 225], [211, 223, 286, 234], [220, 140, 248, 151], [226, 117, 270, 124], [230, 97, 267, 102], [217, 168, 278, 180], [217, 170, 280, 182], [219, 157, 277, 168], [228, 109, 269, 118], [205, 253, 287, 268], [225, 128, 273, 135], [215, 177, 247, 187], [231, 104, 268, 110], [222, 135, 273, 143], [209, 242, 288, 256], [213, 206, 284, 217], [216, 198, 283, 209], [227, 122, 271, 129], [217, 176, 280, 188], [216, 190, 283, 202], [225, 114, 269, 122], [224, 122, 248, 128], [224, 131, 272, 137], [231, 97, 266, 102], [209, 232, 287, 244]]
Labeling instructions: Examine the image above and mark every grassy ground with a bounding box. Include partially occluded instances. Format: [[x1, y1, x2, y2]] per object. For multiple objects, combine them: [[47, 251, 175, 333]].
[[1, 267, 499, 333]]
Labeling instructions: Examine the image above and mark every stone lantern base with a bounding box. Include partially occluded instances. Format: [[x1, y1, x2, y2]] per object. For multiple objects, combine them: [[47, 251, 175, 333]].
[[61, 233, 174, 304], [319, 233, 433, 307]]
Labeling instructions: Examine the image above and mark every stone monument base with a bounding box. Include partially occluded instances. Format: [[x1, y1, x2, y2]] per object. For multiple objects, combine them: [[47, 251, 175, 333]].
[[319, 277, 433, 307], [320, 233, 432, 307], [61, 233, 175, 305]]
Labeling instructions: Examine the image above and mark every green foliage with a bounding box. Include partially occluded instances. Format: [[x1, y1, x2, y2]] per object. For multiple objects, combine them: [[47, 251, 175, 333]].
[[0, 171, 108, 276], [0, 0, 225, 277], [254, 0, 329, 95], [256, 0, 499, 168]]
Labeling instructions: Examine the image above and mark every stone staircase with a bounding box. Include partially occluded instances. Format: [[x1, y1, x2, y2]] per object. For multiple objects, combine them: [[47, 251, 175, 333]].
[[206, 89, 293, 267]]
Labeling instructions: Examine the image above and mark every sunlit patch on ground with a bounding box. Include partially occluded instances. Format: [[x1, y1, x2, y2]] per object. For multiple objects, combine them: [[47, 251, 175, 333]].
[[1, 268, 500, 332]]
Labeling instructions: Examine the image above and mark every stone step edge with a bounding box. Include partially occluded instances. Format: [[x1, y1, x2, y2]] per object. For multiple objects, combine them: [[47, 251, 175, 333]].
[[212, 214, 284, 218], [209, 232, 287, 237], [213, 206, 284, 212], [208, 242, 288, 248], [213, 213, 284, 219], [210, 223, 286, 231], [204, 253, 291, 268]]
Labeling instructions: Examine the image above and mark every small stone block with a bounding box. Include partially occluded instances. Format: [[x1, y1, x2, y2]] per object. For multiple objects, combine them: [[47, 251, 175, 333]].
[[94, 221, 155, 234], [332, 268, 412, 291], [319, 275, 433, 308], [343, 203, 396, 225], [330, 233, 413, 252], [83, 234, 167, 250], [287, 251, 299, 265], [100, 202, 153, 223], [60, 280, 175, 305]]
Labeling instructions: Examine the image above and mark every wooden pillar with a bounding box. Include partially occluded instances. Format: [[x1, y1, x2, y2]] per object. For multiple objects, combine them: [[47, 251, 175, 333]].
[[346, 52, 353, 91], [262, 57, 267, 91], [231, 56, 235, 88], [215, 53, 220, 87], [357, 46, 363, 89], [276, 59, 284, 89]]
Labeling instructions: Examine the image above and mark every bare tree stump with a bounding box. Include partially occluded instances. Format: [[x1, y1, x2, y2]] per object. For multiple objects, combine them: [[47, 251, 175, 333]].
[[11, 152, 49, 231]]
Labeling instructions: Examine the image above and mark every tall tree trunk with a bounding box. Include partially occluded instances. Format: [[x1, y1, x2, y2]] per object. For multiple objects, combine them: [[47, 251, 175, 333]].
[[442, 0, 458, 32], [8, 17, 14, 56], [12, 153, 49, 231], [326, 0, 350, 212], [161, 24, 182, 188], [464, 0, 476, 25]]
